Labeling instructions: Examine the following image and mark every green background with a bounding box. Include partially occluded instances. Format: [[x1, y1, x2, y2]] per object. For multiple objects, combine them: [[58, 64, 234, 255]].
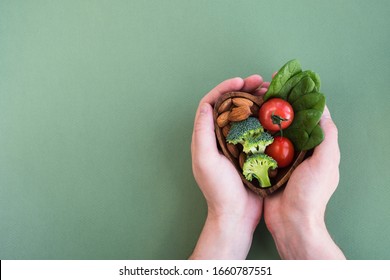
[[0, 0, 389, 260]]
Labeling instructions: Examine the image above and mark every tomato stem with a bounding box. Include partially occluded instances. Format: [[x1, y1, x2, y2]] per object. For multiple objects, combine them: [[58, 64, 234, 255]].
[[271, 112, 288, 137]]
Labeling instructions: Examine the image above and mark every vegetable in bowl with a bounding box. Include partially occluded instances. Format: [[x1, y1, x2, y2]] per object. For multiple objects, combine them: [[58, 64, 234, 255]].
[[243, 153, 277, 188], [216, 59, 326, 192], [264, 59, 325, 151], [226, 117, 277, 188], [225, 117, 275, 154]]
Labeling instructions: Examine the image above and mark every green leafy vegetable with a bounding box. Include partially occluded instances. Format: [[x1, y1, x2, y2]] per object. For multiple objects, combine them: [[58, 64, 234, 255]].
[[277, 71, 307, 101], [264, 59, 326, 151], [291, 92, 325, 112], [287, 74, 316, 104], [301, 124, 324, 151], [264, 59, 302, 101]]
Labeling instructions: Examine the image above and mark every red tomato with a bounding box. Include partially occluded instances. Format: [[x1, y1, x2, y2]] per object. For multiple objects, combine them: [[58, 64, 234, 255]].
[[265, 136, 295, 168], [258, 98, 294, 131]]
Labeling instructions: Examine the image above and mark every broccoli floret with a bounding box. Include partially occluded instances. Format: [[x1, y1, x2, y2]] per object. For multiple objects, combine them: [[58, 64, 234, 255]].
[[243, 132, 274, 154], [243, 153, 277, 188], [226, 117, 263, 147]]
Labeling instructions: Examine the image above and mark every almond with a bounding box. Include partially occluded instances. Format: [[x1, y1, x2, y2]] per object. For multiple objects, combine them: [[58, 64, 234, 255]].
[[250, 104, 260, 116], [222, 124, 231, 138], [217, 111, 230, 127], [239, 152, 246, 169], [227, 143, 239, 158], [228, 106, 251, 122], [232, 98, 253, 107], [218, 98, 232, 114], [269, 168, 278, 178]]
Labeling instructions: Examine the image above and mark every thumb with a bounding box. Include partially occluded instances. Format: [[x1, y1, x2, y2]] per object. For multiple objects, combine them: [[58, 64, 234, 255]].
[[191, 103, 218, 158], [311, 106, 340, 167]]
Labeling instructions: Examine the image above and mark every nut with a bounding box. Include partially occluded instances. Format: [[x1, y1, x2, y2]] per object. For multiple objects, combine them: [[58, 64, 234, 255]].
[[228, 106, 251, 122], [217, 111, 230, 127], [232, 98, 253, 107], [250, 104, 260, 116], [222, 124, 231, 138], [218, 98, 232, 113], [227, 143, 239, 158], [269, 168, 278, 178], [239, 152, 246, 169]]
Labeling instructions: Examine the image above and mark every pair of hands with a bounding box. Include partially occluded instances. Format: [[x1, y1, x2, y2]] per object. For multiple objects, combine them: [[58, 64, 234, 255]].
[[189, 75, 345, 260]]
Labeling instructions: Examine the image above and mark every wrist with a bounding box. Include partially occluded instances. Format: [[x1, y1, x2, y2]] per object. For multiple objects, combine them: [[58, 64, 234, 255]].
[[270, 214, 345, 259], [189, 212, 257, 260]]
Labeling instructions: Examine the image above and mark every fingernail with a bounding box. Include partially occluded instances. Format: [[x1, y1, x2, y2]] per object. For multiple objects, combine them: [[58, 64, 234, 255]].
[[233, 77, 244, 87], [322, 106, 332, 119]]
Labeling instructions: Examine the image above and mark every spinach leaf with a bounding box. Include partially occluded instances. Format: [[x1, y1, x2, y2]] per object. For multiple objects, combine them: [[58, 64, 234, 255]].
[[278, 70, 310, 101], [263, 59, 326, 151], [302, 124, 324, 150], [284, 94, 325, 150], [288, 74, 316, 104], [291, 92, 325, 112], [308, 71, 321, 92], [287, 109, 322, 134], [264, 59, 302, 101], [283, 128, 309, 151]]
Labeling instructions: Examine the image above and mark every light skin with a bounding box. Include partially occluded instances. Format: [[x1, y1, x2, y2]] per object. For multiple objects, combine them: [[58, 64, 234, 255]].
[[189, 75, 345, 260]]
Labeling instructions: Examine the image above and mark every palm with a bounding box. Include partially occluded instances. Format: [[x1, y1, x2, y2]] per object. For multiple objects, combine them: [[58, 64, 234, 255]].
[[264, 159, 317, 230], [195, 151, 262, 222], [264, 136, 340, 232], [192, 75, 267, 224]]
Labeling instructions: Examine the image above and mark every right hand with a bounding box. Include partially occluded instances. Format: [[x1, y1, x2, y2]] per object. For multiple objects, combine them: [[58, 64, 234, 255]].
[[263, 106, 346, 259]]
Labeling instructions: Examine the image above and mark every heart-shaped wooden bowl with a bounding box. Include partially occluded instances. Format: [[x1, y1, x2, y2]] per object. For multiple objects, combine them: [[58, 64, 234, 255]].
[[213, 91, 306, 197]]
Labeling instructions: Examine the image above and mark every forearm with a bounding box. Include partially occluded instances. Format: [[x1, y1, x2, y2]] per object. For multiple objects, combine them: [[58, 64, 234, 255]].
[[271, 218, 345, 260], [189, 214, 256, 260]]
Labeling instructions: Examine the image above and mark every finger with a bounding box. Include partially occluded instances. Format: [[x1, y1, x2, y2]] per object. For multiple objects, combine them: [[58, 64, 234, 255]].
[[191, 103, 219, 159], [201, 77, 244, 106], [253, 87, 268, 96], [192, 77, 245, 160], [311, 106, 340, 166], [260, 81, 270, 89], [241, 74, 263, 92], [254, 72, 275, 96], [253, 81, 270, 96]]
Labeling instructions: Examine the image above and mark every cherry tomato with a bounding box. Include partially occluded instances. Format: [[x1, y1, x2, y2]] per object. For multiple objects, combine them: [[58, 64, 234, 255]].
[[258, 98, 294, 131], [265, 136, 295, 168]]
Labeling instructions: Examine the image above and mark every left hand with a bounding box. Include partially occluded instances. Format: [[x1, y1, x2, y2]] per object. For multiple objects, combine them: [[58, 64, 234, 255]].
[[190, 75, 267, 259]]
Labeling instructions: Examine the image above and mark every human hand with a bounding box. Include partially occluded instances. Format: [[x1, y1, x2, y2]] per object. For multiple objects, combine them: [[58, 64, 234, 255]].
[[189, 75, 268, 259], [263, 104, 345, 259]]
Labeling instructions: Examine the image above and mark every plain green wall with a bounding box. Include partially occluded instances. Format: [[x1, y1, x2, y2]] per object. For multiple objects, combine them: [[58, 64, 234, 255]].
[[0, 0, 389, 260]]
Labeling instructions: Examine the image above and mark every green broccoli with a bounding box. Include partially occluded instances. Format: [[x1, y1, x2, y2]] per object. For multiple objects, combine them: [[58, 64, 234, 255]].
[[242, 153, 277, 188], [226, 117, 264, 151], [226, 117, 274, 154], [243, 132, 274, 154]]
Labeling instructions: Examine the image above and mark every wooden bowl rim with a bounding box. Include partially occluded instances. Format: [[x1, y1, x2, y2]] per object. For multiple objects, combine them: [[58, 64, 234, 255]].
[[213, 91, 307, 197]]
